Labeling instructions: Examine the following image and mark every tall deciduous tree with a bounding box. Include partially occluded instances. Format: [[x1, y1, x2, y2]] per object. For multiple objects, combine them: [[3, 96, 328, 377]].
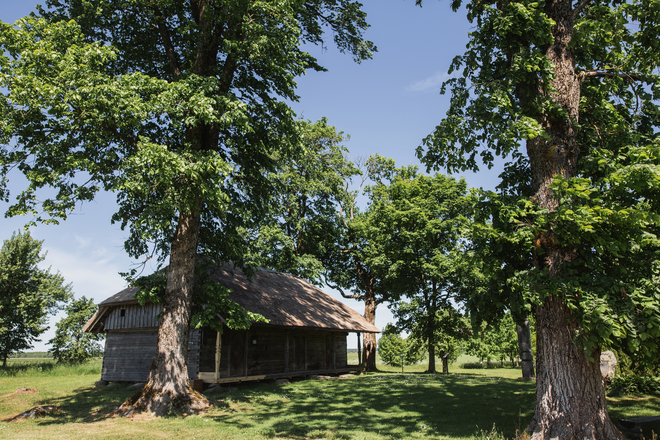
[[0, 232, 71, 366], [49, 296, 104, 364], [377, 323, 423, 367], [245, 117, 360, 283], [1, 1, 374, 415], [416, 0, 660, 437], [323, 155, 402, 372], [368, 170, 475, 373]]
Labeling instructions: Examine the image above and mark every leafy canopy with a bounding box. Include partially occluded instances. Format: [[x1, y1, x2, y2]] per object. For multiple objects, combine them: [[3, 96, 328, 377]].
[[415, 0, 660, 364], [49, 296, 104, 364], [0, 231, 71, 365], [1, 1, 375, 267]]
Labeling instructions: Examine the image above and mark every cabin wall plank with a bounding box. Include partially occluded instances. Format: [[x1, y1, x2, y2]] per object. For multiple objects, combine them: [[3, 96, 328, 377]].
[[187, 328, 201, 379], [334, 332, 348, 368], [104, 304, 161, 330], [102, 330, 158, 382]]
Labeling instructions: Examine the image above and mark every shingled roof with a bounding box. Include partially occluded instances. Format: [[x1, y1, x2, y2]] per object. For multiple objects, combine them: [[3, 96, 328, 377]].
[[85, 264, 379, 334]]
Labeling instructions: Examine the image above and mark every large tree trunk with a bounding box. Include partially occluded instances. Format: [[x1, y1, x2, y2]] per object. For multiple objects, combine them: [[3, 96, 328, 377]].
[[527, 296, 624, 439], [523, 0, 625, 436], [361, 294, 378, 372], [427, 342, 436, 373], [119, 210, 209, 416]]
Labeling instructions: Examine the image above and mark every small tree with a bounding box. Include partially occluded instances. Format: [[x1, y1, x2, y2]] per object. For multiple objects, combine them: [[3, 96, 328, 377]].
[[0, 231, 71, 366], [466, 313, 524, 368], [368, 168, 476, 373], [49, 296, 104, 364], [377, 324, 422, 367]]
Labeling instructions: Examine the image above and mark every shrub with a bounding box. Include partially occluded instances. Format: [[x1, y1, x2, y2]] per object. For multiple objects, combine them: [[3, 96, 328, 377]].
[[608, 375, 660, 396]]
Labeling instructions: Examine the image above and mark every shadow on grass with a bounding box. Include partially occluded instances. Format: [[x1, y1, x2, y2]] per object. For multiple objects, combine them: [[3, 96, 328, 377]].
[[607, 395, 660, 439], [206, 373, 536, 439], [19, 384, 136, 425]]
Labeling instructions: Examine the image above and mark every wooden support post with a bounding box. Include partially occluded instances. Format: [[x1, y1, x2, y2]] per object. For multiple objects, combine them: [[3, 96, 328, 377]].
[[304, 336, 308, 371], [285, 332, 289, 373], [244, 331, 249, 376], [332, 333, 336, 370], [227, 337, 232, 377], [215, 328, 222, 380], [357, 332, 362, 368]]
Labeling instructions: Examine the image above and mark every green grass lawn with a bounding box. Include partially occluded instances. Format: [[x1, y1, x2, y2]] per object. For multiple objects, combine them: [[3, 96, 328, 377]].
[[0, 357, 658, 439]]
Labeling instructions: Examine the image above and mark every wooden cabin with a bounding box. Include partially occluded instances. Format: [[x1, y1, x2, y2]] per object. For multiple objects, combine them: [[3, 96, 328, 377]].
[[83, 265, 379, 384]]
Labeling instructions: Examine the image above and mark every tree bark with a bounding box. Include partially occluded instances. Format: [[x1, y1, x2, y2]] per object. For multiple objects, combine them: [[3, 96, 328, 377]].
[[516, 317, 535, 379], [523, 0, 625, 436], [427, 342, 436, 373], [118, 210, 209, 416], [527, 297, 624, 439], [361, 294, 378, 372]]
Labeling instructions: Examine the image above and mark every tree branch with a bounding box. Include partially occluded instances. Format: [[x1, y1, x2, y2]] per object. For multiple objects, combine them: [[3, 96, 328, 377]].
[[572, 0, 594, 19], [578, 70, 641, 82], [323, 275, 363, 301], [151, 7, 182, 78], [579, 70, 642, 111]]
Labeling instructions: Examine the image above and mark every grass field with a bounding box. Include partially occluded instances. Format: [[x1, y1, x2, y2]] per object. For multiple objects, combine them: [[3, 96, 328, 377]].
[[0, 357, 658, 439]]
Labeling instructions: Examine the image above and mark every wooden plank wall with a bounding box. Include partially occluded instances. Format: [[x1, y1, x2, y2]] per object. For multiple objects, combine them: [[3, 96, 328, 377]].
[[334, 333, 348, 368], [104, 304, 161, 330], [198, 328, 217, 373], [305, 331, 326, 370], [102, 330, 158, 382], [187, 328, 201, 379], [193, 327, 352, 380], [246, 329, 287, 375]]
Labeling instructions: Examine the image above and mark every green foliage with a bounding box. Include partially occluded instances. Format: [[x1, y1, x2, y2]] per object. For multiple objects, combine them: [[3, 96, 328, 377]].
[[366, 166, 475, 370], [466, 313, 523, 366], [612, 348, 660, 377], [131, 260, 268, 333], [245, 117, 360, 284], [1, 0, 375, 270], [0, 231, 71, 366], [9, 351, 51, 359], [0, 358, 102, 378], [377, 324, 423, 366], [608, 375, 660, 397], [48, 296, 104, 364], [415, 0, 660, 370]]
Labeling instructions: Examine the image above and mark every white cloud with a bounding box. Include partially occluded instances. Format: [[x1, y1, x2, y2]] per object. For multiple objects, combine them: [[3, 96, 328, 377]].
[[43, 247, 127, 301], [406, 71, 450, 93], [74, 234, 93, 248], [31, 244, 129, 352]]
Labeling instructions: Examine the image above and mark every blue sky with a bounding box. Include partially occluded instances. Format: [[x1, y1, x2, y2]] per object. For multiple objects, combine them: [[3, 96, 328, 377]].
[[1, 1, 501, 351]]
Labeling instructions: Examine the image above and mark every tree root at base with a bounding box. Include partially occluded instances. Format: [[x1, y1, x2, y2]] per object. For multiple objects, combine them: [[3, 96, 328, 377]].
[[113, 384, 210, 417]]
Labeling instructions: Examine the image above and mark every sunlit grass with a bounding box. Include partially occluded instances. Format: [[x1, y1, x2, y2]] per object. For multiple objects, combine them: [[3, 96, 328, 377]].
[[0, 356, 657, 439]]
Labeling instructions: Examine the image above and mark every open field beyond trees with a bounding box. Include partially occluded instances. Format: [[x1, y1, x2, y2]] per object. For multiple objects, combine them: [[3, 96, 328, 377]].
[[1, 357, 659, 440]]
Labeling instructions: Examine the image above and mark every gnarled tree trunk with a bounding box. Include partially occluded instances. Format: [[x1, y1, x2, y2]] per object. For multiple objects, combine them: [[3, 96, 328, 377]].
[[528, 296, 623, 439], [119, 210, 209, 416], [524, 0, 626, 436], [361, 294, 378, 372]]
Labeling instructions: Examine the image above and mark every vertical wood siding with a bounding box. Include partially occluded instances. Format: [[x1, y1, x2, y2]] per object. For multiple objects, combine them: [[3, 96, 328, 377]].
[[104, 303, 161, 330], [102, 324, 352, 382], [102, 330, 158, 382]]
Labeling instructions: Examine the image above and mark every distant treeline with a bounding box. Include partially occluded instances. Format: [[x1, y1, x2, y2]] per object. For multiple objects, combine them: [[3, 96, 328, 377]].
[[10, 352, 52, 359]]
